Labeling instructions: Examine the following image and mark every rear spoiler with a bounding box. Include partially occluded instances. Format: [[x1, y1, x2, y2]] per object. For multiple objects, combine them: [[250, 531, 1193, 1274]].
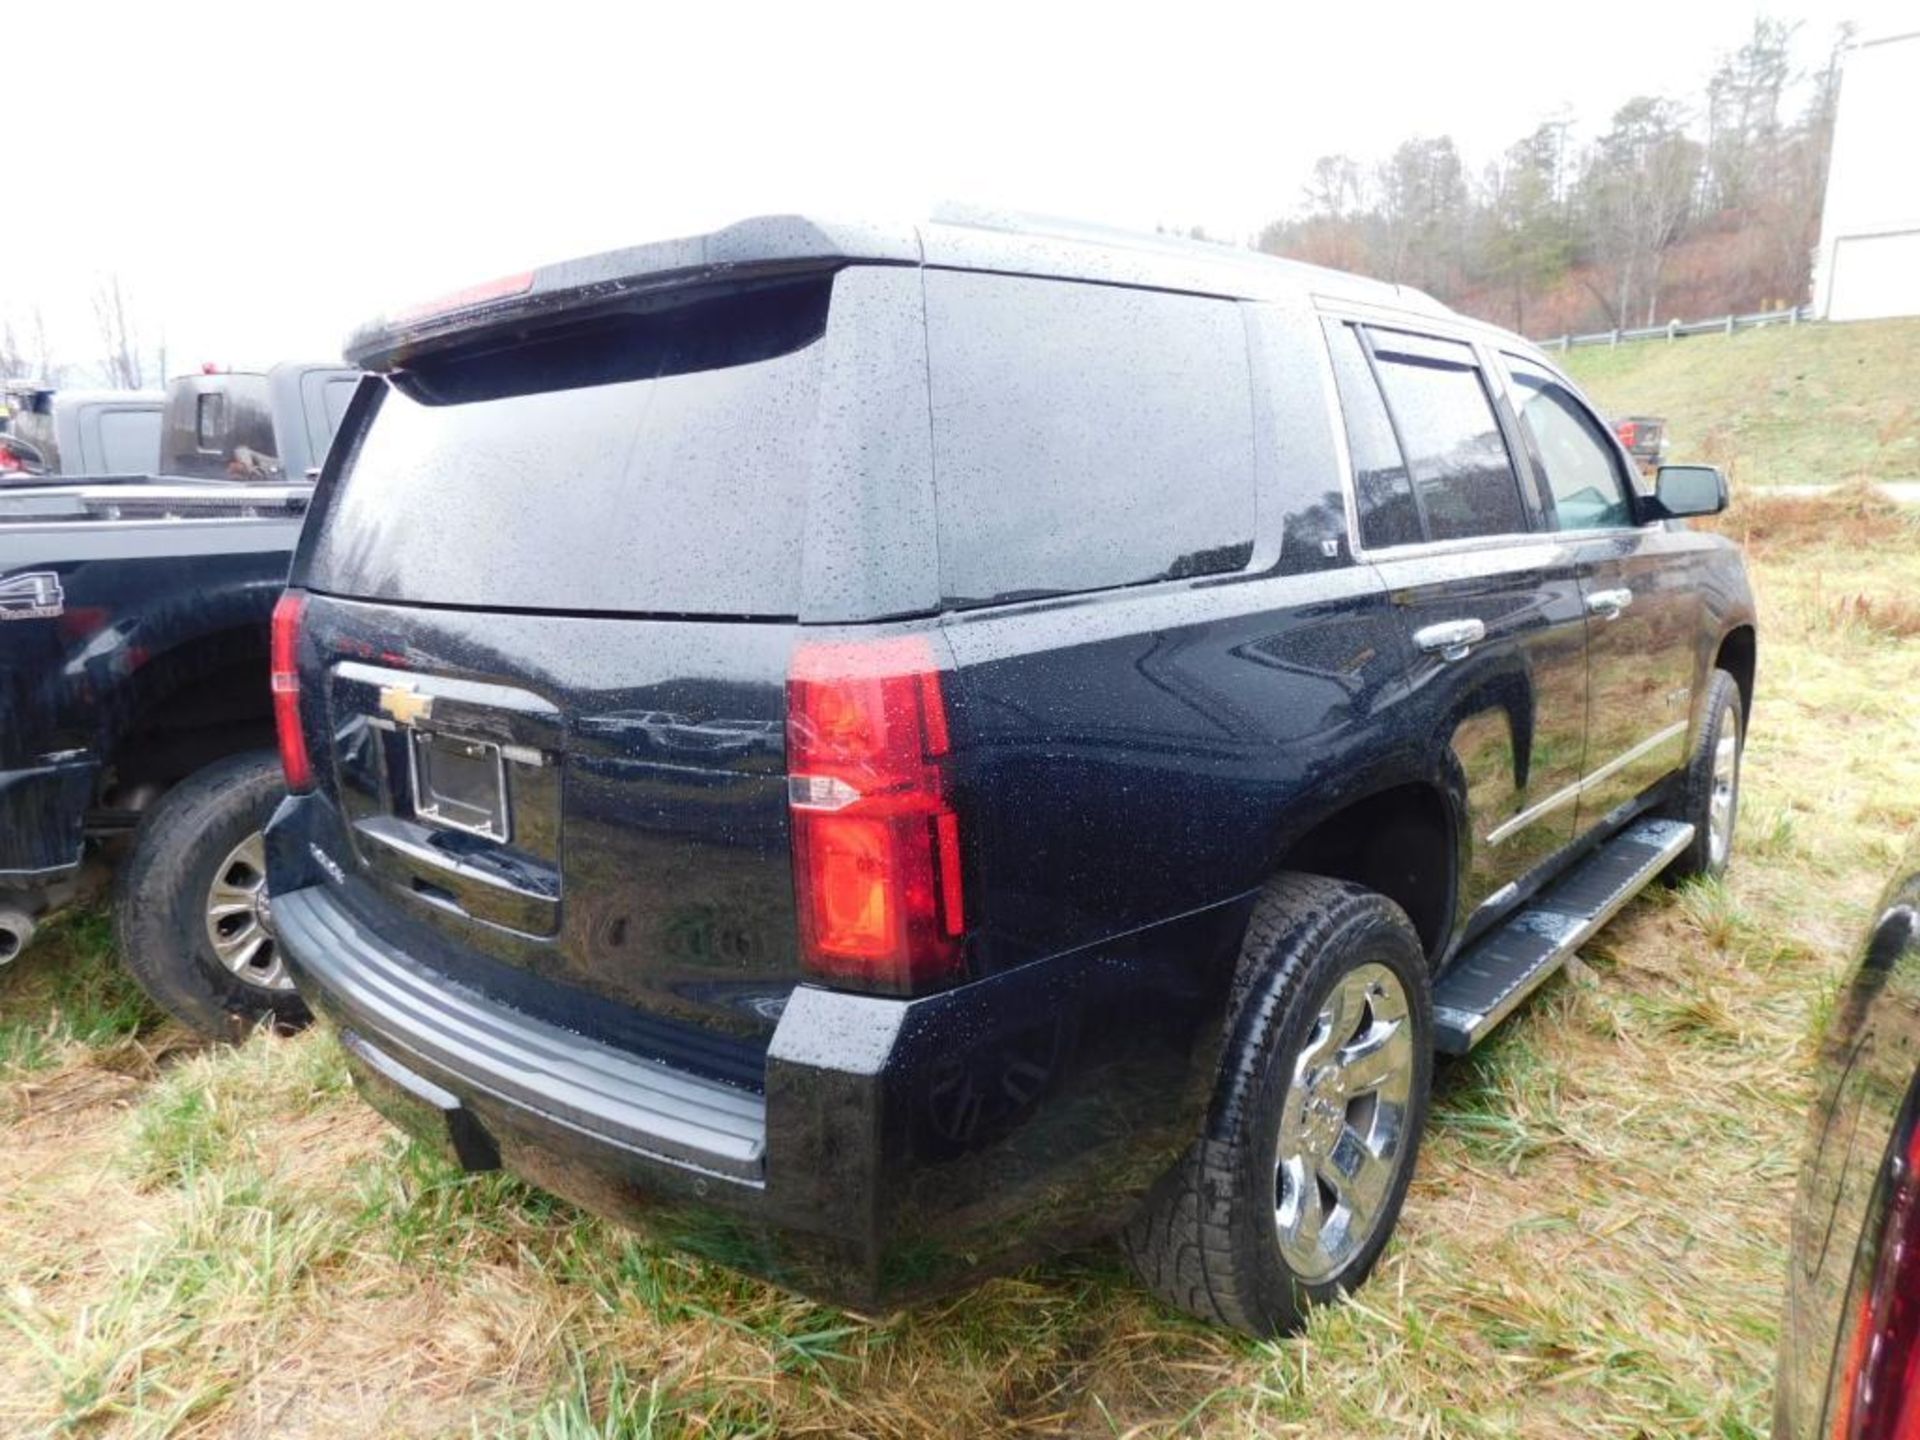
[[345, 215, 922, 372]]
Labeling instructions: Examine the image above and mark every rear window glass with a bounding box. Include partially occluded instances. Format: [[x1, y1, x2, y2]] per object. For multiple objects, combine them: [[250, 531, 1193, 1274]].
[[97, 408, 160, 473], [1324, 322, 1420, 550], [1367, 332, 1527, 543], [195, 393, 225, 449], [925, 271, 1255, 606], [305, 280, 829, 617]]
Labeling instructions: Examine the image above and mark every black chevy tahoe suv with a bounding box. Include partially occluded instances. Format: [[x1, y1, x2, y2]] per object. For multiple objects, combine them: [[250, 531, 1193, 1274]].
[[266, 211, 1756, 1336], [0, 362, 356, 1034]]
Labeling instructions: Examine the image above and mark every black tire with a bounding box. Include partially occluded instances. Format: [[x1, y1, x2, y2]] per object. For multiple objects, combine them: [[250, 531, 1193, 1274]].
[[114, 749, 310, 1040], [1122, 874, 1433, 1337], [1665, 669, 1744, 883]]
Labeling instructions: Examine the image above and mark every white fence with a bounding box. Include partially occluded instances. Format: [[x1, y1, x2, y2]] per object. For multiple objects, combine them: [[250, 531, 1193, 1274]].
[[1544, 305, 1816, 351]]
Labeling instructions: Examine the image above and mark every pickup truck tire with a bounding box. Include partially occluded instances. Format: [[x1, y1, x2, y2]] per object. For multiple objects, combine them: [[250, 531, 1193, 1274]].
[[1665, 668, 1743, 882], [1121, 874, 1432, 1337], [115, 749, 310, 1040]]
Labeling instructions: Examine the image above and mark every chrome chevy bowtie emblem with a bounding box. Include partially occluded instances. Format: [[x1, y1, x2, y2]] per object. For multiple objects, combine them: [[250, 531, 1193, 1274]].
[[378, 683, 434, 727]]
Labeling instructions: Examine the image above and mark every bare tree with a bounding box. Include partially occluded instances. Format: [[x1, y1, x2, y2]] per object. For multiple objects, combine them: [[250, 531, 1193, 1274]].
[[0, 322, 27, 381], [27, 308, 62, 385], [1704, 18, 1798, 213], [1253, 16, 1841, 332], [92, 274, 144, 389], [1580, 98, 1702, 326], [1303, 154, 1365, 223], [1374, 136, 1471, 293], [1484, 123, 1574, 332]]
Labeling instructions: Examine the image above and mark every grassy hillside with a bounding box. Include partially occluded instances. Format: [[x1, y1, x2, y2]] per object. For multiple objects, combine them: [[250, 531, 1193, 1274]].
[[1563, 316, 1920, 488]]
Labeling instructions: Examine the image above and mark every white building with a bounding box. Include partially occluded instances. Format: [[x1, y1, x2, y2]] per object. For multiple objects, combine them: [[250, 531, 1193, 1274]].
[[1813, 29, 1920, 321]]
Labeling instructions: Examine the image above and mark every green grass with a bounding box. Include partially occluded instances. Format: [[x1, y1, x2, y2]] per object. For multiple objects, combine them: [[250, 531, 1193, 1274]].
[[1, 428, 1917, 1435], [1563, 315, 1920, 487], [0, 907, 158, 1081]]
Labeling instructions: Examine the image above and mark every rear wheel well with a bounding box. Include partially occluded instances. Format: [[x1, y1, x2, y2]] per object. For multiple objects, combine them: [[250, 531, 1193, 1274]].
[[103, 638, 273, 804], [1714, 625, 1756, 723], [1274, 784, 1453, 961]]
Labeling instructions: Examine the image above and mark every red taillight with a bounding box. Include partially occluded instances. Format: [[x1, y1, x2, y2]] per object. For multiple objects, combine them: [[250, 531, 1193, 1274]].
[[271, 590, 312, 793], [1834, 1117, 1920, 1440], [1617, 420, 1639, 448], [787, 635, 965, 994]]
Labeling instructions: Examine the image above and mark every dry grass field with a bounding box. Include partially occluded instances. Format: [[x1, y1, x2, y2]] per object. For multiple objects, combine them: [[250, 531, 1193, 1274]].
[[3, 372, 1918, 1436]]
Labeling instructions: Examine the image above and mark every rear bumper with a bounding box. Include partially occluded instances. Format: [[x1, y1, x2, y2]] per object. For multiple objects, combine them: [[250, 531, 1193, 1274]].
[[275, 886, 768, 1181], [0, 755, 95, 884], [269, 800, 1245, 1309]]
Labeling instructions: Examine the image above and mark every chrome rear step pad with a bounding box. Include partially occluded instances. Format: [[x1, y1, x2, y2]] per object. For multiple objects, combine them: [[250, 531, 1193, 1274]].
[[1433, 817, 1694, 1054]]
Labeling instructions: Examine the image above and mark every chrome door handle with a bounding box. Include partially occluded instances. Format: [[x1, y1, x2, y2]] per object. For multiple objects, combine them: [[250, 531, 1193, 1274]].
[[1586, 587, 1634, 619], [1413, 618, 1486, 662]]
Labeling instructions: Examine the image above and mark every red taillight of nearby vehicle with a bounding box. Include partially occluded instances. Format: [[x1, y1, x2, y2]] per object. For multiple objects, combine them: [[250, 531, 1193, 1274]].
[[1616, 420, 1639, 448], [786, 635, 965, 994], [1833, 1117, 1920, 1440], [271, 590, 313, 793]]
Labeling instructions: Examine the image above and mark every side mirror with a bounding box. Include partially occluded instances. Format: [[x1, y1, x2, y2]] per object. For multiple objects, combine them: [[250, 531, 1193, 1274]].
[[1650, 464, 1727, 519]]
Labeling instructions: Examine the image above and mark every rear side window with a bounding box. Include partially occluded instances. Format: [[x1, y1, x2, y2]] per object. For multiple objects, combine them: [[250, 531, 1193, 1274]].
[[1324, 322, 1420, 549], [1366, 330, 1527, 543], [925, 271, 1255, 606], [96, 408, 160, 473], [305, 279, 829, 617]]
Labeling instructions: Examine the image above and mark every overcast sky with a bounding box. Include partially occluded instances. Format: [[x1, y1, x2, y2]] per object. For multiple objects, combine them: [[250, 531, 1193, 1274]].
[[8, 0, 1910, 379]]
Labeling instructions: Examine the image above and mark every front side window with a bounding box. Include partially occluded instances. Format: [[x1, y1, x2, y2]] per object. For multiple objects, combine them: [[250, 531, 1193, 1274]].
[[1366, 330, 1528, 543], [925, 270, 1256, 607], [1505, 359, 1634, 531]]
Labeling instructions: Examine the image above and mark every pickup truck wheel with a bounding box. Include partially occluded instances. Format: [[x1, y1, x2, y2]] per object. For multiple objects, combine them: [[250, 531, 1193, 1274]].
[[1121, 874, 1432, 1337], [115, 750, 310, 1040], [1665, 668, 1743, 882]]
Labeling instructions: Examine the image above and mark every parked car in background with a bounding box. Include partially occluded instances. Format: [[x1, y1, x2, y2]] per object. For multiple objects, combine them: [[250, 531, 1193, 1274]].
[[266, 210, 1755, 1337], [1776, 837, 1920, 1439], [0, 382, 164, 479], [0, 360, 358, 1037], [1612, 414, 1667, 477]]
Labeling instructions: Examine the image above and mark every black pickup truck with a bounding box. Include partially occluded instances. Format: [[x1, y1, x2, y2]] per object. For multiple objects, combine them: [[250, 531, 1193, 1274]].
[[266, 211, 1759, 1335], [0, 361, 357, 1036]]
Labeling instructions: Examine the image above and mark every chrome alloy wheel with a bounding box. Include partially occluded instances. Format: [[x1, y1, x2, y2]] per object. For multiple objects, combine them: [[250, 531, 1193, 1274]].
[[1274, 962, 1415, 1283], [203, 833, 292, 992], [1707, 709, 1741, 868]]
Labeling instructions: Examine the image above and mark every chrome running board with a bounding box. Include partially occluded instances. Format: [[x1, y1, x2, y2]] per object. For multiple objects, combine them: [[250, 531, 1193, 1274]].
[[1433, 818, 1695, 1053]]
